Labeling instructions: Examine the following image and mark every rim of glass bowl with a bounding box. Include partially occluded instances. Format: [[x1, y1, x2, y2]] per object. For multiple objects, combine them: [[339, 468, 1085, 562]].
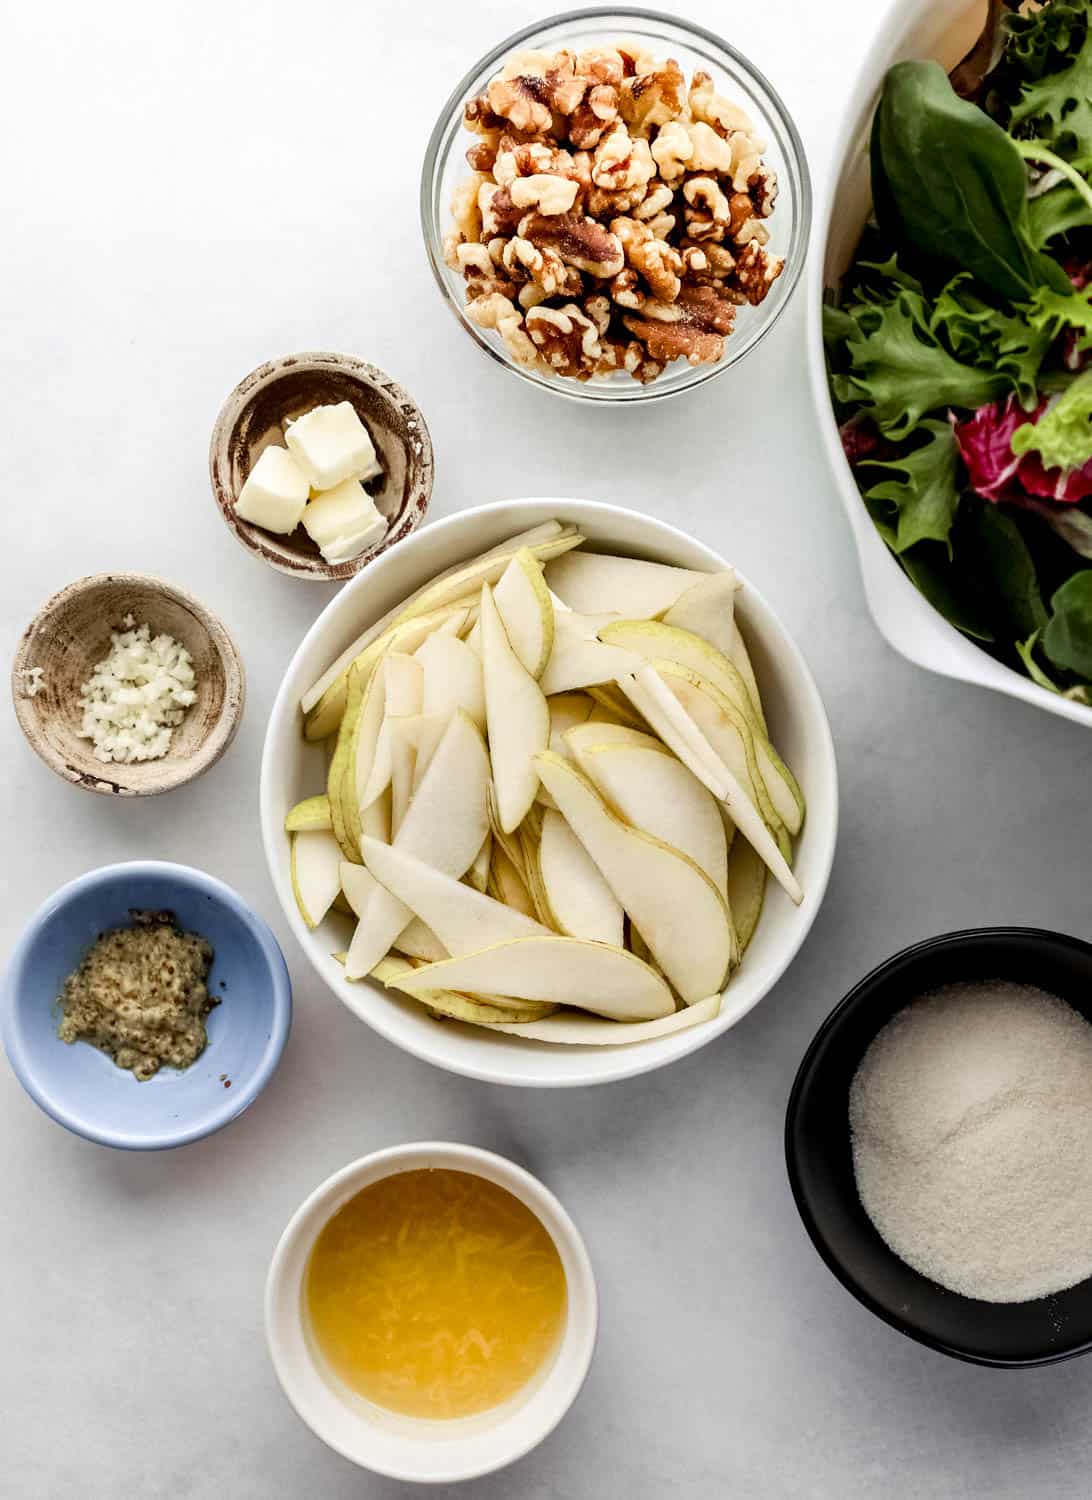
[[420, 6, 812, 405]]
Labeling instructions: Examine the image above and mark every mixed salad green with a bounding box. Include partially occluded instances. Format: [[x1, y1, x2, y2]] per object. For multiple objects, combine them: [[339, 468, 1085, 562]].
[[825, 0, 1092, 703]]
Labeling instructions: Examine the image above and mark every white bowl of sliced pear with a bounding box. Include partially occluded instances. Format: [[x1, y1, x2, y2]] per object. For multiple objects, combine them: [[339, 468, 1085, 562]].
[[260, 499, 837, 1087]]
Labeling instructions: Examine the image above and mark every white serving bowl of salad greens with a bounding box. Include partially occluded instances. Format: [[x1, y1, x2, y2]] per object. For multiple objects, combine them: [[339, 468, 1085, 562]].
[[809, 0, 1092, 724]]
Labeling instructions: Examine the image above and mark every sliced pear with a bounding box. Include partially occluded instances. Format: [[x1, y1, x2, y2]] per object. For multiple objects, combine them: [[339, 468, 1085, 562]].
[[467, 833, 492, 893], [388, 720, 416, 837], [327, 663, 368, 862], [655, 662, 781, 831], [361, 784, 391, 845], [661, 570, 738, 650], [362, 836, 549, 958], [299, 522, 574, 716], [729, 624, 766, 732], [586, 684, 647, 728], [390, 936, 675, 1022], [538, 629, 641, 696], [534, 752, 734, 1003], [600, 621, 801, 833], [725, 835, 766, 955], [516, 818, 557, 930], [304, 604, 468, 742], [545, 551, 705, 618], [618, 669, 802, 904], [415, 632, 485, 730], [488, 843, 536, 917], [392, 919, 448, 962], [284, 794, 332, 833], [339, 861, 379, 919], [547, 691, 595, 754], [397, 712, 450, 794], [483, 991, 722, 1043], [358, 652, 424, 810], [290, 829, 342, 929], [538, 807, 625, 946], [344, 659, 389, 854], [347, 710, 489, 978], [369, 952, 557, 1024], [568, 735, 728, 895], [481, 582, 549, 833], [565, 722, 664, 756], [494, 549, 555, 678]]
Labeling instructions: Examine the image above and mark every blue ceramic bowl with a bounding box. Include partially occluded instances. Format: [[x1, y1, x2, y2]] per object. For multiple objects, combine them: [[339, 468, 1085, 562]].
[[2, 861, 292, 1149]]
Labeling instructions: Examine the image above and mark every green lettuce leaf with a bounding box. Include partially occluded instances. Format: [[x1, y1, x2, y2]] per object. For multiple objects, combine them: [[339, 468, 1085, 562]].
[[1011, 367, 1092, 470], [931, 274, 1054, 407], [859, 419, 961, 553], [831, 285, 1008, 438], [1042, 570, 1092, 678], [1009, 5, 1092, 167]]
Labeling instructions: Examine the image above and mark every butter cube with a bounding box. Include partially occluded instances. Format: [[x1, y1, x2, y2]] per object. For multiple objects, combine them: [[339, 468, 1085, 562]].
[[301, 477, 388, 565], [285, 402, 381, 491], [234, 446, 310, 535]]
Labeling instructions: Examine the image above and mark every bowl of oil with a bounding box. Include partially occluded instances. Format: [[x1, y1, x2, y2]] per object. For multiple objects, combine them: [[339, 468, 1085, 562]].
[[265, 1142, 597, 1483]]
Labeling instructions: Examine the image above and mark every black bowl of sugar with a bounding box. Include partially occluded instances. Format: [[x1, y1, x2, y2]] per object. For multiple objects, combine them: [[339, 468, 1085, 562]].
[[786, 928, 1092, 1366]]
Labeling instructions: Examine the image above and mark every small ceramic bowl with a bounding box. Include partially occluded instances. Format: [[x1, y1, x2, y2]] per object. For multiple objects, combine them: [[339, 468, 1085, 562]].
[[1, 861, 292, 1150], [266, 1142, 597, 1483], [12, 573, 245, 797], [422, 7, 811, 404], [209, 352, 434, 580], [786, 927, 1092, 1367]]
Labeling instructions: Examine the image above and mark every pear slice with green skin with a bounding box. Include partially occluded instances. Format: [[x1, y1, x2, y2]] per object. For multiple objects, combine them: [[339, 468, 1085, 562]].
[[585, 684, 647, 728], [291, 829, 343, 929], [537, 618, 641, 697], [415, 631, 485, 730], [327, 663, 368, 863], [728, 625, 766, 734], [390, 935, 675, 1022], [661, 571, 739, 657], [516, 818, 558, 931], [341, 660, 388, 857], [725, 834, 766, 955], [567, 733, 728, 896], [284, 794, 333, 833], [600, 621, 801, 833], [481, 582, 550, 834], [481, 991, 722, 1043], [653, 660, 782, 833], [358, 652, 423, 811], [347, 710, 489, 979], [361, 835, 549, 956], [304, 603, 469, 742], [340, 952, 557, 1024], [618, 668, 802, 905], [494, 549, 555, 679], [300, 521, 568, 715], [545, 551, 706, 618], [535, 751, 735, 1003], [538, 806, 625, 946]]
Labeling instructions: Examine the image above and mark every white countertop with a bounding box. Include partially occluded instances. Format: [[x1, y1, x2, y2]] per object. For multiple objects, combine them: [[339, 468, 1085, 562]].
[[4, 2, 1091, 1496]]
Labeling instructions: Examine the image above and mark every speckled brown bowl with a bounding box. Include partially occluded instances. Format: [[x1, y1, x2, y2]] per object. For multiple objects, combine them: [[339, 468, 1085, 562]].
[[209, 352, 434, 580], [12, 574, 245, 796]]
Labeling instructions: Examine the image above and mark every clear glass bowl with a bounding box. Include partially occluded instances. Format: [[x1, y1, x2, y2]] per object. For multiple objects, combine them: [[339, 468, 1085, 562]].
[[421, 7, 812, 404]]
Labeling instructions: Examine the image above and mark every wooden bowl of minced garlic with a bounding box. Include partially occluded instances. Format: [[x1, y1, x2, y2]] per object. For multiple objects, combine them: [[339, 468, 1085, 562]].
[[11, 573, 245, 796]]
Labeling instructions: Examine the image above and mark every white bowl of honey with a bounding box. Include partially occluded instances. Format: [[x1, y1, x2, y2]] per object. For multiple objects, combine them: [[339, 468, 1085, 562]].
[[265, 1141, 598, 1482]]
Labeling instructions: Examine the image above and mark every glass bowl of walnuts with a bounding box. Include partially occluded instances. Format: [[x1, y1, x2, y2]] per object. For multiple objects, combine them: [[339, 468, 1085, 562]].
[[421, 7, 810, 403]]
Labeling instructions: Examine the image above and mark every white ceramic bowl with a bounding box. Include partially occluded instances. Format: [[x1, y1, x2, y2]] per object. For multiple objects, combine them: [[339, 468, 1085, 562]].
[[806, 0, 1090, 728], [265, 1142, 597, 1483], [260, 498, 838, 1086]]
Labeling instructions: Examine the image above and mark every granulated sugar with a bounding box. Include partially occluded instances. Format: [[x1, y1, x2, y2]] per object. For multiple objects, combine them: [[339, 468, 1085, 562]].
[[849, 981, 1092, 1303]]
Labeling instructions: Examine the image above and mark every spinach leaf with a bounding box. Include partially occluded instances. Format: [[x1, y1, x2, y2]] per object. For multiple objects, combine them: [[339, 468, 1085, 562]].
[[900, 545, 995, 643], [968, 502, 1048, 639], [871, 61, 1073, 303], [1042, 570, 1092, 677], [1027, 179, 1092, 246], [830, 282, 1007, 437], [859, 419, 961, 553]]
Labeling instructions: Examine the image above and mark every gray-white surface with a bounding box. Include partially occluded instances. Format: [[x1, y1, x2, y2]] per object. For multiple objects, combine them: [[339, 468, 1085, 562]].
[[3, 2, 1090, 1496]]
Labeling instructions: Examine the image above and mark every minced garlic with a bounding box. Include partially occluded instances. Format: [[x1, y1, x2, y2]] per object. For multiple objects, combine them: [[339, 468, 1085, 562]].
[[57, 909, 216, 1081], [77, 615, 197, 763]]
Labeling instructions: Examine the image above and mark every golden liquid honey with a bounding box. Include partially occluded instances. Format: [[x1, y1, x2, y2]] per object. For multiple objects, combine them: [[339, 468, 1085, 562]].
[[305, 1168, 567, 1420]]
